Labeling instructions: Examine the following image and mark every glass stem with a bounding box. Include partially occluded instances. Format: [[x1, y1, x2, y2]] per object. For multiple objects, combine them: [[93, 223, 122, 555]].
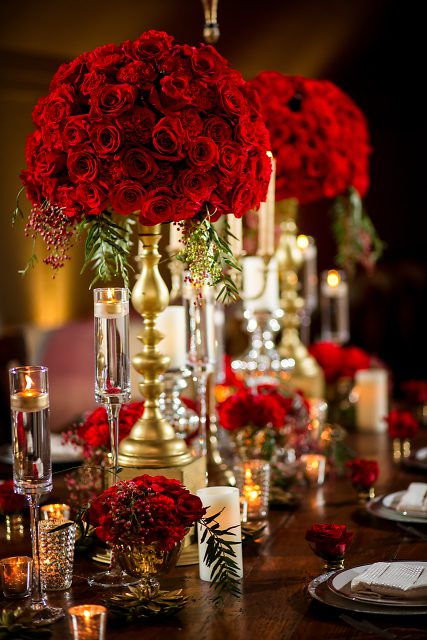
[[27, 493, 45, 608], [196, 367, 208, 457], [106, 403, 121, 484]]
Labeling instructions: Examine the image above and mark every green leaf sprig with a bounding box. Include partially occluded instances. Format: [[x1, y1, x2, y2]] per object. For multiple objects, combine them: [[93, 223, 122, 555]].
[[199, 509, 242, 605]]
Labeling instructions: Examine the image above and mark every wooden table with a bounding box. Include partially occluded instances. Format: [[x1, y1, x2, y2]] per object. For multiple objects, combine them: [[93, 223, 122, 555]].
[[1, 431, 427, 639]]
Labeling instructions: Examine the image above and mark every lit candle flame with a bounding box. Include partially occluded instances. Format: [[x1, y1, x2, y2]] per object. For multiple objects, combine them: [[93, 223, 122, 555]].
[[297, 234, 309, 251], [266, 150, 273, 159], [326, 269, 341, 288], [83, 609, 91, 619], [107, 288, 114, 300], [244, 468, 252, 482], [25, 375, 33, 391]]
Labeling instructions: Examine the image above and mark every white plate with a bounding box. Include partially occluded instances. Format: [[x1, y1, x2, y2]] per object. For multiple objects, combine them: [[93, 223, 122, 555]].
[[415, 447, 427, 462], [382, 491, 427, 520], [367, 494, 427, 524], [308, 571, 427, 616], [0, 434, 82, 465], [328, 562, 427, 607]]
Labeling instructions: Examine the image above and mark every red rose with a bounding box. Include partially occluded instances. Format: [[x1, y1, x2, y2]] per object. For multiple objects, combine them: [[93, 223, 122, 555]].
[[231, 183, 252, 217], [89, 120, 123, 156], [218, 83, 248, 118], [346, 458, 379, 490], [218, 143, 243, 177], [122, 30, 174, 62], [138, 190, 175, 225], [67, 144, 99, 182], [86, 45, 122, 75], [42, 85, 78, 125], [90, 83, 137, 118], [340, 346, 371, 379], [152, 116, 185, 161], [62, 116, 89, 147], [160, 75, 193, 109], [203, 116, 232, 144], [188, 137, 218, 169], [121, 147, 158, 183], [116, 61, 157, 86], [49, 55, 87, 90], [402, 380, 427, 405], [386, 409, 419, 440], [305, 523, 353, 560], [35, 148, 66, 177], [110, 180, 145, 215], [177, 169, 214, 203], [190, 45, 228, 81], [75, 182, 108, 215], [177, 493, 206, 522], [308, 341, 344, 383]]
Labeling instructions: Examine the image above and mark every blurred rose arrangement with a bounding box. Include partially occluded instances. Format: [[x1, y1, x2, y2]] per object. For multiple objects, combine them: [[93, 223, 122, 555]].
[[386, 409, 419, 440], [305, 523, 353, 561], [308, 341, 372, 384], [346, 458, 379, 491]]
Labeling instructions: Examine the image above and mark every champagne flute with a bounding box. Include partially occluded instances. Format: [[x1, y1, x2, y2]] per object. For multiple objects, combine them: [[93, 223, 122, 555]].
[[10, 365, 63, 624]]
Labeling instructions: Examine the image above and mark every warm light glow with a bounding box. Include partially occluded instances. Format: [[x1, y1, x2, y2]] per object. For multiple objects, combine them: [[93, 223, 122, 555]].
[[266, 150, 273, 159], [83, 609, 91, 619], [249, 489, 259, 501], [107, 288, 114, 300], [244, 468, 252, 482], [326, 269, 341, 288], [25, 375, 33, 390], [297, 234, 309, 251]]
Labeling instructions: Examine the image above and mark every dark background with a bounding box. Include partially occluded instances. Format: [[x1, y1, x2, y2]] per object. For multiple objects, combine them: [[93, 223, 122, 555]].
[[0, 0, 426, 403]]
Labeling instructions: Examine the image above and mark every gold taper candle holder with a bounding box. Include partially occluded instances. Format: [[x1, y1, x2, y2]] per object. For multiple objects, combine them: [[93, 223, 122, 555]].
[[276, 198, 324, 398], [118, 224, 192, 469]]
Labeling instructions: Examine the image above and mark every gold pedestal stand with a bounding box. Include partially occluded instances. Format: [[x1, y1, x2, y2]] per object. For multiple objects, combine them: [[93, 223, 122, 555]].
[[118, 224, 206, 564], [276, 199, 324, 399]]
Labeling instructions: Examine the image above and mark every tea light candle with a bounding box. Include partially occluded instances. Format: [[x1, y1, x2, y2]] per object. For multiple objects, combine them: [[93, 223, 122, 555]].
[[257, 152, 276, 257], [0, 556, 32, 598], [320, 269, 349, 344], [94, 287, 128, 318], [197, 486, 243, 581], [354, 369, 388, 432], [227, 214, 243, 258], [300, 454, 326, 485], [67, 605, 107, 640], [242, 467, 262, 509], [242, 256, 279, 313], [156, 305, 187, 369], [40, 503, 71, 521], [10, 373, 49, 412]]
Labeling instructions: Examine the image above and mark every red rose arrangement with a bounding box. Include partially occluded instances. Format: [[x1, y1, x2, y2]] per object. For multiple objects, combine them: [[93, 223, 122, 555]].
[[402, 380, 427, 405], [218, 388, 288, 431], [64, 401, 145, 462], [305, 523, 353, 561], [308, 341, 371, 384], [386, 409, 419, 440], [19, 30, 271, 290], [250, 72, 370, 204], [346, 458, 379, 491], [86, 474, 205, 551], [0, 480, 27, 515]]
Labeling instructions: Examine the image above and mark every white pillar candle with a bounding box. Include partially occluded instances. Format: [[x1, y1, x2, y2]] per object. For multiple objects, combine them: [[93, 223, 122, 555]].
[[156, 305, 187, 370], [257, 153, 276, 257], [168, 222, 183, 253], [227, 214, 242, 258], [197, 486, 243, 582], [320, 269, 349, 344], [355, 369, 388, 432], [242, 256, 279, 313]]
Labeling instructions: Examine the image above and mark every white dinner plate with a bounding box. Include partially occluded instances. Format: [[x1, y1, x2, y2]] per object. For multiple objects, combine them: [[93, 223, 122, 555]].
[[328, 562, 427, 607], [382, 491, 427, 520], [308, 570, 427, 616], [366, 494, 427, 524], [0, 434, 83, 465]]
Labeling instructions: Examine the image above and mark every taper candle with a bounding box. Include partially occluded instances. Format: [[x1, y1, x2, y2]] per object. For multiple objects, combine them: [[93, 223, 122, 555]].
[[320, 269, 349, 344]]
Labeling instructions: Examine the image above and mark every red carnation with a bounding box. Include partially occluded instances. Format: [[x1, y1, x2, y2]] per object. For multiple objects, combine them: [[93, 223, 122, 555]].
[[346, 458, 379, 490], [386, 409, 420, 440]]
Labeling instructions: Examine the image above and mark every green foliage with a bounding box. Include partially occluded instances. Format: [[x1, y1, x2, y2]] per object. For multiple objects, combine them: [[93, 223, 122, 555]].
[[0, 608, 51, 639], [77, 211, 135, 288], [199, 509, 242, 605], [11, 187, 25, 226], [177, 215, 241, 303]]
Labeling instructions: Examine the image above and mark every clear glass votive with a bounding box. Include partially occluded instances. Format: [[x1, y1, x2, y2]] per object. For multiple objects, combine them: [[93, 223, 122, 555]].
[[41, 503, 71, 520], [67, 605, 107, 640], [300, 453, 326, 485], [0, 555, 32, 598], [234, 460, 270, 521], [39, 520, 76, 591]]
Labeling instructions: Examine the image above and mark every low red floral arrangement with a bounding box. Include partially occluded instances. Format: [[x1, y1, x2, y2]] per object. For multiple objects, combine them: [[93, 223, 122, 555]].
[[17, 29, 271, 294], [308, 341, 371, 384], [0, 480, 27, 515], [86, 474, 205, 551], [346, 458, 379, 491], [305, 523, 353, 563], [386, 409, 419, 440]]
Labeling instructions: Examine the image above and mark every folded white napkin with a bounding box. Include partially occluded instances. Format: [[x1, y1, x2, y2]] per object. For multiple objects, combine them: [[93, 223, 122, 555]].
[[351, 562, 427, 599], [396, 483, 427, 514]]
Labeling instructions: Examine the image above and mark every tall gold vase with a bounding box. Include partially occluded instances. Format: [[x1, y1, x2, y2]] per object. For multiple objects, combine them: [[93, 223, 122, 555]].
[[276, 199, 324, 398], [118, 225, 205, 492]]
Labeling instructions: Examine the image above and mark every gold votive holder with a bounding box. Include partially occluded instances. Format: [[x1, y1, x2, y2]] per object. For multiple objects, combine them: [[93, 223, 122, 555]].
[[0, 555, 32, 598], [234, 460, 270, 521], [300, 453, 326, 485], [67, 605, 107, 640], [41, 503, 71, 520], [39, 519, 76, 591]]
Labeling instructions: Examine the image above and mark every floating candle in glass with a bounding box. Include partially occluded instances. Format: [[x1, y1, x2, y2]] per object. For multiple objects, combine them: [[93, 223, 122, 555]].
[[320, 269, 349, 344], [40, 503, 71, 521], [300, 454, 326, 485], [0, 556, 32, 598]]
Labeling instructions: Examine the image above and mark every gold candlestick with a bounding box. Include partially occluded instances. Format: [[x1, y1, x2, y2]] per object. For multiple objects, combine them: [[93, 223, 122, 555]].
[[118, 225, 192, 469], [201, 0, 220, 43], [276, 198, 324, 398]]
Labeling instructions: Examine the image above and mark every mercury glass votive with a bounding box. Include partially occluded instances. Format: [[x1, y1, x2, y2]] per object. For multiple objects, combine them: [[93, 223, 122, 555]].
[[300, 454, 326, 485], [41, 503, 71, 521], [67, 605, 107, 640], [234, 460, 270, 521], [0, 556, 32, 598], [39, 520, 76, 591]]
